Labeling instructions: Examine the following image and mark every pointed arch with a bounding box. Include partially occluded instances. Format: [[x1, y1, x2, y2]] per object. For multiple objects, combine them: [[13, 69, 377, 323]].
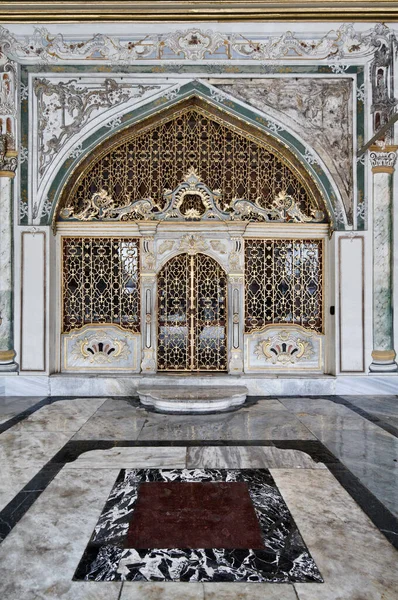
[[44, 81, 343, 229]]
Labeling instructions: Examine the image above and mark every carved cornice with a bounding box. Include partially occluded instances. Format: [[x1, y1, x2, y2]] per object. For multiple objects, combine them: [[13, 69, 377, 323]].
[[0, 23, 394, 63], [369, 144, 398, 173], [0, 2, 397, 22]]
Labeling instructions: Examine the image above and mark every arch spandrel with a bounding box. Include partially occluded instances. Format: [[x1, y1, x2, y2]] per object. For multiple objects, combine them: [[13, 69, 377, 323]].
[[54, 96, 330, 228]]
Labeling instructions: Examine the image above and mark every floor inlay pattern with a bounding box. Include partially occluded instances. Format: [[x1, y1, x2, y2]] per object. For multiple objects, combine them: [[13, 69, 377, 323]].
[[74, 468, 322, 583]]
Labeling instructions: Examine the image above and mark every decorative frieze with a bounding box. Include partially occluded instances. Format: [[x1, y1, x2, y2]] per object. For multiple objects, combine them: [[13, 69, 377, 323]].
[[0, 23, 393, 63]]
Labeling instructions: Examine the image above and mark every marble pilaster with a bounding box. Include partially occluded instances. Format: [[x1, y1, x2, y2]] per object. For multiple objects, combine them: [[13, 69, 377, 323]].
[[0, 149, 18, 372], [369, 145, 398, 373], [139, 229, 157, 373]]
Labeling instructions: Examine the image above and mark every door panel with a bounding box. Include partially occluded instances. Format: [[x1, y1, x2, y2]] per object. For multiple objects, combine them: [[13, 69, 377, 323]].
[[157, 253, 227, 372]]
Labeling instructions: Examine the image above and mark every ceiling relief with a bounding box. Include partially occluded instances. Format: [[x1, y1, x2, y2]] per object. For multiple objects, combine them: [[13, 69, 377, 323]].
[[218, 79, 353, 218], [56, 99, 327, 225]]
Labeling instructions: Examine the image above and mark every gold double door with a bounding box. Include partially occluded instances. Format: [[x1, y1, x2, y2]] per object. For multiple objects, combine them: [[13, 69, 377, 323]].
[[157, 253, 227, 372]]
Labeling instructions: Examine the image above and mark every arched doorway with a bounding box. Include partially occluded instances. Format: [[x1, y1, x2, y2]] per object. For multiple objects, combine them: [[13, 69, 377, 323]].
[[157, 253, 227, 372]]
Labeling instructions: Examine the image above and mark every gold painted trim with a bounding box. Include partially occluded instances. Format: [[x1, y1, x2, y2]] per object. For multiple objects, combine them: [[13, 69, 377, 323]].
[[372, 166, 395, 174], [0, 171, 16, 178], [54, 96, 329, 228], [371, 349, 396, 361], [0, 349, 16, 361], [1, 2, 398, 22], [338, 235, 365, 373]]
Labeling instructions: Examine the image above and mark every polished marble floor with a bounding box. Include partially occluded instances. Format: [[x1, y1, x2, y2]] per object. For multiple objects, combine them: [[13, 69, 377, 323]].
[[0, 394, 397, 599]]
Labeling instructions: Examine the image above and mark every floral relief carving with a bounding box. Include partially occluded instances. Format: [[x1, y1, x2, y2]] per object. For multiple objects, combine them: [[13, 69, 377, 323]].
[[218, 78, 353, 219], [34, 77, 160, 181], [158, 240, 175, 255], [210, 240, 227, 254], [178, 234, 209, 255]]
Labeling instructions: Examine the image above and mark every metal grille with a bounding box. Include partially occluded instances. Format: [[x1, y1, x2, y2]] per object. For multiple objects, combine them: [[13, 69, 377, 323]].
[[62, 237, 140, 333], [245, 239, 323, 333], [157, 253, 227, 371], [63, 105, 318, 219]]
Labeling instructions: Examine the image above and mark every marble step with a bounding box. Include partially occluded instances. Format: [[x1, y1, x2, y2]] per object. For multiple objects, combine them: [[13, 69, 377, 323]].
[[137, 385, 248, 413]]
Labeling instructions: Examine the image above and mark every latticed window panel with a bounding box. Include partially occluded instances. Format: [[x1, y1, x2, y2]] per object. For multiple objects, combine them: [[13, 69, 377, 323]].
[[62, 104, 319, 220], [157, 253, 227, 372], [62, 237, 140, 333], [245, 239, 323, 334]]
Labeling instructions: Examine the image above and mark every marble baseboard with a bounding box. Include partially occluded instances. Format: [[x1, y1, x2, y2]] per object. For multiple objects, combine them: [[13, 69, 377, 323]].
[[0, 376, 49, 396], [2, 374, 398, 397]]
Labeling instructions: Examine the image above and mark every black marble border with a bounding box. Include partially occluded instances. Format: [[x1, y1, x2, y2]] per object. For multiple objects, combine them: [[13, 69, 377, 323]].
[[331, 395, 398, 439], [73, 468, 323, 583]]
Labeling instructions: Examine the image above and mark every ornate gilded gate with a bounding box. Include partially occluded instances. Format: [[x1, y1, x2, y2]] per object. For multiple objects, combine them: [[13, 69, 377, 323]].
[[157, 253, 227, 371]]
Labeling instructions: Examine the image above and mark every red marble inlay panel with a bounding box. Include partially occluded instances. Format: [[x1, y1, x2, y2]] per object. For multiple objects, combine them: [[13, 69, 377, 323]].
[[126, 481, 265, 549]]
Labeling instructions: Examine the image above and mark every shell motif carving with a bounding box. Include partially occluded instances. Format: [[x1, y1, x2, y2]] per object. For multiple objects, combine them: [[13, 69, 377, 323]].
[[71, 330, 130, 364], [254, 330, 314, 365]]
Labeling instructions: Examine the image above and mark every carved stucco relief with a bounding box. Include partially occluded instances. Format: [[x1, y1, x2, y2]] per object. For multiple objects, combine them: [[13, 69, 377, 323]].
[[218, 79, 353, 218], [0, 23, 392, 63], [34, 77, 162, 187]]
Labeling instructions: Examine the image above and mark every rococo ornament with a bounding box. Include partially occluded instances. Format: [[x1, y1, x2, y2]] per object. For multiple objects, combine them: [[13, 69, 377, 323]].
[[254, 330, 314, 365], [60, 170, 324, 224], [0, 24, 392, 63], [71, 330, 131, 365]]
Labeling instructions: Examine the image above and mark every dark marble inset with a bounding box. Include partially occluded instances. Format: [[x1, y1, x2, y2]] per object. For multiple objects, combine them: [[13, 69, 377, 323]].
[[74, 468, 323, 583], [126, 481, 265, 550]]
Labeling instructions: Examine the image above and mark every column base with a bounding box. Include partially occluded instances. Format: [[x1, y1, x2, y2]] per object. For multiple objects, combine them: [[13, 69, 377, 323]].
[[0, 349, 19, 372], [369, 349, 398, 373]]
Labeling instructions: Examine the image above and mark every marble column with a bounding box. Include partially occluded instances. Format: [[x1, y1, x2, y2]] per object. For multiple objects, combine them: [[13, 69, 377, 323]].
[[369, 145, 398, 373], [0, 139, 18, 371]]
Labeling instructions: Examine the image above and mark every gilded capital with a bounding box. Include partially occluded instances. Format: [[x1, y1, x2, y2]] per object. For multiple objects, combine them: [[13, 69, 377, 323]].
[[369, 145, 398, 174], [0, 134, 18, 177]]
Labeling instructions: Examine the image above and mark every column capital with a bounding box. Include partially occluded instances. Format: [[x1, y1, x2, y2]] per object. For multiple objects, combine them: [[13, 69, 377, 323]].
[[369, 144, 398, 174], [0, 134, 18, 178]]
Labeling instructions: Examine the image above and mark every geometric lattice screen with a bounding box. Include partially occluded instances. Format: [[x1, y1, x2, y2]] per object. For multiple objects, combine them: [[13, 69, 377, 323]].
[[59, 103, 322, 221], [244, 239, 323, 334], [62, 237, 140, 333]]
